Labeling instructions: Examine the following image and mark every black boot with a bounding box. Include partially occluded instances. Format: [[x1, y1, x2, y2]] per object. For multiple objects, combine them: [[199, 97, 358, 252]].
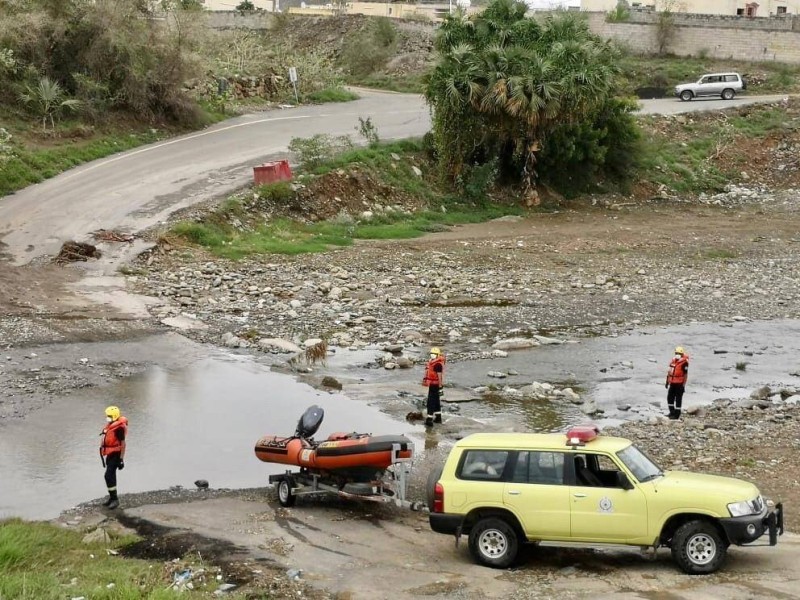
[[434, 413, 442, 424], [424, 417, 433, 428], [106, 491, 119, 510], [667, 406, 675, 419], [102, 495, 113, 507]]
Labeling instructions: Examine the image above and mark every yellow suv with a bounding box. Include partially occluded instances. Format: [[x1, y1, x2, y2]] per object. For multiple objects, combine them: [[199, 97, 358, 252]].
[[429, 426, 784, 574]]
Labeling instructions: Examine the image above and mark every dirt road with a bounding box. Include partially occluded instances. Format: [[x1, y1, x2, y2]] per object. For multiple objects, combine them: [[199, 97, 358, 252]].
[[118, 495, 799, 600]]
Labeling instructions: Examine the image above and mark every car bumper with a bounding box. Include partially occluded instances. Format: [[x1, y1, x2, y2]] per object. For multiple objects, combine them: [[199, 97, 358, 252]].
[[430, 513, 463, 535], [719, 502, 784, 545]]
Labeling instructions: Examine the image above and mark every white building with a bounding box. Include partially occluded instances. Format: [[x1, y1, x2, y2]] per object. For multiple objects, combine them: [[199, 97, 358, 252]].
[[201, 0, 274, 10], [581, 0, 800, 16], [528, 0, 581, 9]]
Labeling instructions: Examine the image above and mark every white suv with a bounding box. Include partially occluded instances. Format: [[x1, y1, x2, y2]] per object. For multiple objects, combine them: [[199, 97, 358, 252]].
[[675, 73, 745, 101]]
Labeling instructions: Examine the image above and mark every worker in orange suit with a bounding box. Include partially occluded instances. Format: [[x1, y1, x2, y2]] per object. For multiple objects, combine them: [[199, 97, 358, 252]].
[[665, 347, 689, 420], [422, 347, 446, 427], [99, 405, 128, 509]]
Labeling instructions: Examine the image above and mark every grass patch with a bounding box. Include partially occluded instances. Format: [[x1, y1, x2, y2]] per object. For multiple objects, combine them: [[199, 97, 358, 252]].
[[346, 73, 427, 94], [0, 107, 228, 197], [304, 86, 360, 104], [0, 519, 190, 599], [172, 204, 521, 259], [736, 361, 748, 371], [703, 248, 739, 260]]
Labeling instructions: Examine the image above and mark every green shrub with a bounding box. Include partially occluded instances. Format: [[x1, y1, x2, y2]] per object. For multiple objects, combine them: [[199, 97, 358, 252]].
[[257, 181, 294, 203], [340, 18, 398, 77], [288, 133, 354, 169]]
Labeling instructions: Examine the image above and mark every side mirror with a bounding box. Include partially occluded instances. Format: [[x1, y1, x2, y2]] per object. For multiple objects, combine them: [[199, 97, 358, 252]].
[[616, 471, 634, 490]]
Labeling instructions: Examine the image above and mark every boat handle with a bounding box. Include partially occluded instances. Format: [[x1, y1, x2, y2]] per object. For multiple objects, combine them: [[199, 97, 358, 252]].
[[507, 490, 521, 496], [573, 493, 587, 498]]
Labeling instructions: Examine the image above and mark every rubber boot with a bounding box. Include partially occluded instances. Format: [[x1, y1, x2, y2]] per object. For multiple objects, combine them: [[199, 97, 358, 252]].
[[667, 406, 675, 419], [433, 413, 442, 424], [107, 491, 119, 510], [424, 416, 433, 428], [102, 495, 113, 507], [673, 409, 682, 420]]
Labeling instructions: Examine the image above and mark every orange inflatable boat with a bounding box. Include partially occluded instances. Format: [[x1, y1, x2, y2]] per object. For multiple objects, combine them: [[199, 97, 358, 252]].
[[254, 405, 412, 474]]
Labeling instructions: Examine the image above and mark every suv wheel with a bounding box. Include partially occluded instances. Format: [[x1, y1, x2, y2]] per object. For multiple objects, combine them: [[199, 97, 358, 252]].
[[721, 88, 735, 100], [468, 517, 519, 568], [680, 90, 693, 102], [671, 520, 727, 574]]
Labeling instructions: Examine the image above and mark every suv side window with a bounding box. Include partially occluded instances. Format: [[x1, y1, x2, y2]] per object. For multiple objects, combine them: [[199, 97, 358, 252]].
[[725, 74, 739, 82], [458, 450, 509, 481], [572, 453, 627, 488], [512, 451, 565, 485]]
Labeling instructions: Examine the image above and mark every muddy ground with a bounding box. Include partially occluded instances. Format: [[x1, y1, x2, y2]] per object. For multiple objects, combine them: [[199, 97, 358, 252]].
[[2, 193, 799, 596]]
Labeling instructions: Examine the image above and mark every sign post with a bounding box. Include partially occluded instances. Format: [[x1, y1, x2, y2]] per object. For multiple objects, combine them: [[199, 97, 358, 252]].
[[288, 67, 299, 104]]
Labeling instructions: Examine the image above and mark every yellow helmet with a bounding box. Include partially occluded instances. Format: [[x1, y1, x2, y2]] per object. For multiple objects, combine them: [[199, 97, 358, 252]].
[[430, 347, 442, 356], [674, 346, 685, 355], [105, 406, 121, 421]]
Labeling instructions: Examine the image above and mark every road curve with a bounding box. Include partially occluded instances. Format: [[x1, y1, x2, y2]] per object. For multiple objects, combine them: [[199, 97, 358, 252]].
[[0, 91, 788, 265], [0, 90, 429, 265]]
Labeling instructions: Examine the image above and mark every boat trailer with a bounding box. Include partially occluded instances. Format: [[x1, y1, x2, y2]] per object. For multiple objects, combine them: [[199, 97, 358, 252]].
[[268, 441, 425, 511]]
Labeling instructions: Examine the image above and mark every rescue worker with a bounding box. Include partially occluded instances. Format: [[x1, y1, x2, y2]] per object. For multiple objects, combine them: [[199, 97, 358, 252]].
[[99, 405, 128, 509], [422, 347, 445, 427], [665, 346, 689, 420]]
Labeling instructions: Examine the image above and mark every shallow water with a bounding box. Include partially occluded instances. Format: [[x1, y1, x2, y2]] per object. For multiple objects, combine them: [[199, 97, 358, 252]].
[[2, 319, 798, 520], [0, 354, 415, 520]]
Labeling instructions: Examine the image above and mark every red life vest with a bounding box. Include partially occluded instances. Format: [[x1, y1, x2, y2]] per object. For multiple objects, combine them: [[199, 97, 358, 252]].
[[667, 355, 689, 385], [100, 417, 128, 456], [423, 356, 445, 387]]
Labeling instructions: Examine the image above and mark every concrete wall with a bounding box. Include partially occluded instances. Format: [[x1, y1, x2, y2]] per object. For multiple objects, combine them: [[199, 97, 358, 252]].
[[584, 11, 800, 62], [583, 0, 800, 15]]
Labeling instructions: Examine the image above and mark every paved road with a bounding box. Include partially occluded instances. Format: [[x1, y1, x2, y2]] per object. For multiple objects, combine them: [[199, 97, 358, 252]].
[[0, 91, 789, 265]]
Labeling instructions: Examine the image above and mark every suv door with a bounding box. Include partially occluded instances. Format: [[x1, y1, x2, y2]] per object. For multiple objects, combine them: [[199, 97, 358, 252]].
[[568, 452, 648, 543], [503, 451, 571, 539], [697, 75, 718, 97]]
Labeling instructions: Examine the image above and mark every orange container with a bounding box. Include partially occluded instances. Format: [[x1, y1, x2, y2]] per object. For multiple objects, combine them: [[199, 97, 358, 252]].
[[253, 159, 293, 185]]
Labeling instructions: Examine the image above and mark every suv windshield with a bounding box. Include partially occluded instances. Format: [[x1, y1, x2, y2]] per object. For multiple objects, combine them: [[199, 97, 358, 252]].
[[617, 445, 663, 483]]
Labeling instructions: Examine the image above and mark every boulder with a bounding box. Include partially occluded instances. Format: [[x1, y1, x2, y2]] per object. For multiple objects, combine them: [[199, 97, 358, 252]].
[[491, 338, 538, 351], [258, 338, 302, 354]]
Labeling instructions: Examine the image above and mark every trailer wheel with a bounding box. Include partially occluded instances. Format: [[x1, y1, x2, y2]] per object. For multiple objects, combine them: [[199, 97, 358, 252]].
[[278, 477, 296, 507]]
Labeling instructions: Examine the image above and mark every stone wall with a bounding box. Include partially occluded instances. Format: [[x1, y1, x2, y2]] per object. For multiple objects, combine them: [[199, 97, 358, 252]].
[[585, 12, 800, 63], [205, 10, 274, 29]]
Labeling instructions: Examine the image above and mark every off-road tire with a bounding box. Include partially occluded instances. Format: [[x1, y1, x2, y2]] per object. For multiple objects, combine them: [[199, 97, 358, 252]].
[[468, 517, 519, 569], [671, 520, 727, 574], [277, 477, 296, 508], [680, 90, 694, 102], [721, 88, 736, 100], [426, 464, 444, 510]]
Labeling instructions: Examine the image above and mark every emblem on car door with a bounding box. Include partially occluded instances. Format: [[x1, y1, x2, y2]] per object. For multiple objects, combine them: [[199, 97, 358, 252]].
[[599, 497, 614, 513]]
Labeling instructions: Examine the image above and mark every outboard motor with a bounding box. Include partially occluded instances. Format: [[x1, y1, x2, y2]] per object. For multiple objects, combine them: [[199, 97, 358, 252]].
[[296, 405, 324, 439]]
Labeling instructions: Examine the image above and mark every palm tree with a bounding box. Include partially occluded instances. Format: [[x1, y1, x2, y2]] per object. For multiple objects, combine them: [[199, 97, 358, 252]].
[[426, 0, 628, 191], [19, 76, 82, 131]]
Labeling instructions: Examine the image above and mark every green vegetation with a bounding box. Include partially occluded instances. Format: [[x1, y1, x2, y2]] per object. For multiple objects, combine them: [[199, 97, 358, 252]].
[[736, 361, 748, 371], [172, 205, 520, 259], [637, 101, 799, 194], [170, 139, 524, 258], [0, 125, 169, 197], [425, 0, 640, 197], [341, 18, 398, 79], [617, 55, 800, 96], [703, 248, 739, 260], [0, 519, 177, 599], [304, 86, 359, 103]]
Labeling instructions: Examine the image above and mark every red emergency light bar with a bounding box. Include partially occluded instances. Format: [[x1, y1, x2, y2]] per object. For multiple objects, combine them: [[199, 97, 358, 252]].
[[565, 425, 600, 446]]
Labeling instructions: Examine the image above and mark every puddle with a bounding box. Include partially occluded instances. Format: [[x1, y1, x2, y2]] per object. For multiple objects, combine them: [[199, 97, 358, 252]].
[[448, 319, 800, 423], [0, 355, 415, 520]]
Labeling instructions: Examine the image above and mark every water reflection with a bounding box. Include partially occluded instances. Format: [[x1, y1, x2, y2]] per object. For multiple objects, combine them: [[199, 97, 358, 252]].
[[0, 355, 413, 520]]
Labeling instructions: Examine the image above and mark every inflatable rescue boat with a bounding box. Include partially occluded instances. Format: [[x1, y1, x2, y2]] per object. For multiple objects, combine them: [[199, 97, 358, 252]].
[[255, 405, 412, 475]]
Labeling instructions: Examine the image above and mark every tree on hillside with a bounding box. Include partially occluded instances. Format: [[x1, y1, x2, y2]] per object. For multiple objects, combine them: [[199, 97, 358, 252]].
[[425, 0, 639, 198], [19, 76, 81, 130], [0, 0, 206, 124]]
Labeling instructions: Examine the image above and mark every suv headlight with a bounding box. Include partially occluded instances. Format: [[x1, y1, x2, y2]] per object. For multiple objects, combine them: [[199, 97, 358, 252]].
[[728, 496, 763, 517]]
